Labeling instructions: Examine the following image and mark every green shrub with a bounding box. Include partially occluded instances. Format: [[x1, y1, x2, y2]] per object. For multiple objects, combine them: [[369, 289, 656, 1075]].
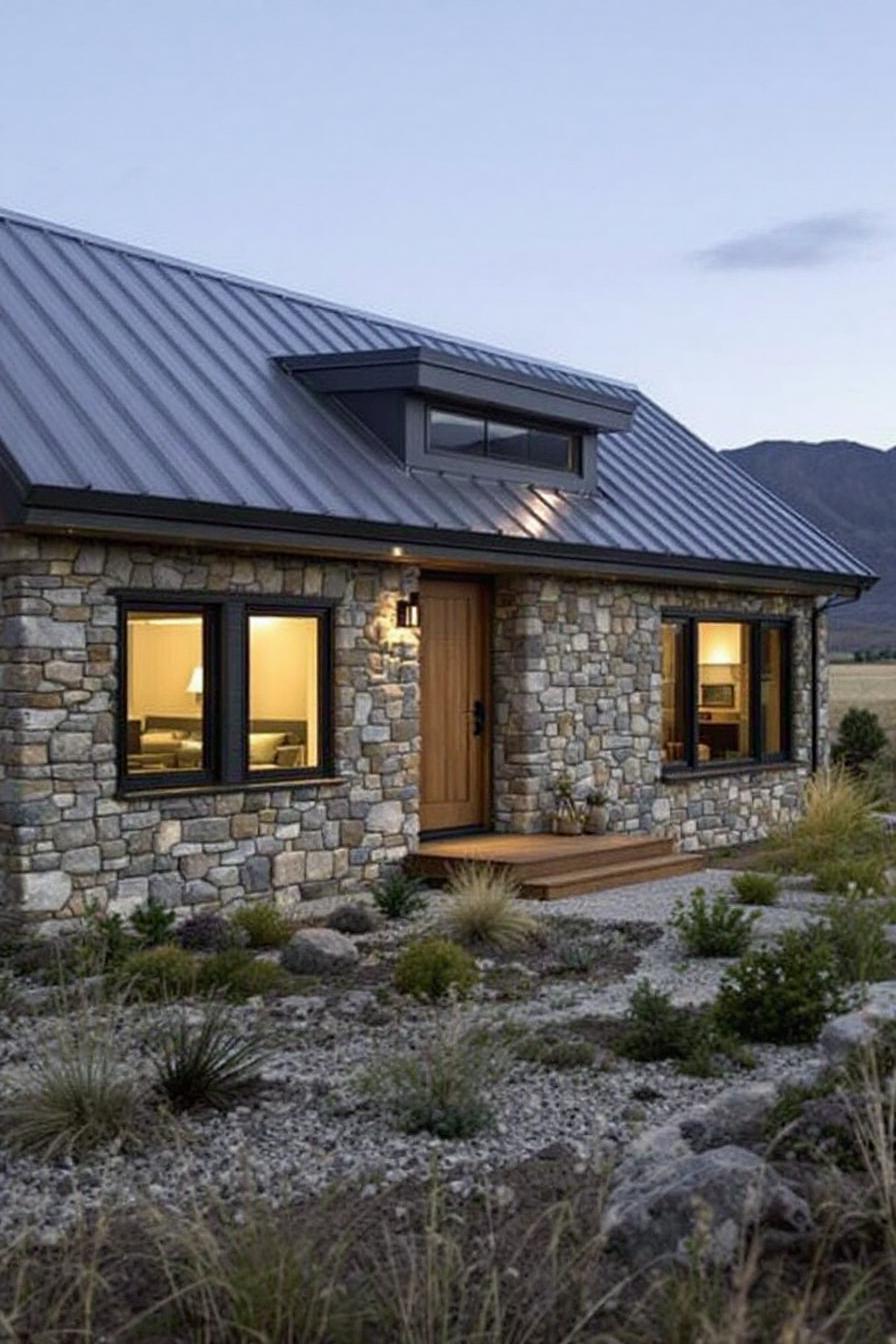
[[152, 1003, 272, 1112], [230, 902, 294, 949], [77, 905, 136, 975], [365, 1015, 503, 1138], [821, 894, 896, 984], [813, 854, 890, 896], [512, 1029, 595, 1070], [731, 871, 780, 906], [671, 888, 758, 957], [196, 949, 288, 1001], [715, 927, 848, 1044], [371, 868, 428, 920], [616, 980, 696, 1062], [441, 862, 537, 950], [0, 1018, 141, 1157], [177, 911, 248, 953], [121, 945, 199, 1000], [394, 938, 478, 1001], [130, 897, 177, 948], [617, 980, 750, 1076], [832, 707, 888, 773]]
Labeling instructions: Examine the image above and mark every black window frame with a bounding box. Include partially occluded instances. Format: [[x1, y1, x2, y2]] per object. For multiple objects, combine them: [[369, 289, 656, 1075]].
[[425, 404, 583, 477], [660, 610, 793, 776], [117, 593, 335, 794]]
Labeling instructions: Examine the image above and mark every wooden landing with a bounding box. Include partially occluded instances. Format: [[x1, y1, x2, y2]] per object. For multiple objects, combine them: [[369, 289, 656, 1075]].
[[409, 832, 705, 900]]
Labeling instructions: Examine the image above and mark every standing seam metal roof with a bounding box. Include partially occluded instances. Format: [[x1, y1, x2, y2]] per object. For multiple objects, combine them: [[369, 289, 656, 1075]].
[[0, 208, 874, 583]]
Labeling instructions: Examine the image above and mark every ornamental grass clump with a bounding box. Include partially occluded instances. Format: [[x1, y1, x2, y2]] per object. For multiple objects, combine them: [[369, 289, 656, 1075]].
[[152, 1003, 272, 1113], [441, 861, 538, 950], [365, 1012, 506, 1138], [715, 926, 848, 1044], [672, 887, 759, 958], [790, 765, 881, 871], [0, 1015, 142, 1158], [731, 871, 780, 906], [394, 937, 479, 1001]]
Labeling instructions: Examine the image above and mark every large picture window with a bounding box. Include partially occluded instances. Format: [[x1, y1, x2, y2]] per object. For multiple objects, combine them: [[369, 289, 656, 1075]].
[[119, 595, 332, 792], [661, 613, 791, 772]]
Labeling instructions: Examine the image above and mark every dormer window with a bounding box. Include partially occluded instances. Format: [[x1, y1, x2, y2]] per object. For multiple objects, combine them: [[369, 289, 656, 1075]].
[[427, 408, 581, 474]]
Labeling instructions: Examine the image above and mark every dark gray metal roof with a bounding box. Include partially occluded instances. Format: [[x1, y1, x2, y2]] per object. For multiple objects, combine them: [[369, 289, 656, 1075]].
[[0, 208, 875, 587]]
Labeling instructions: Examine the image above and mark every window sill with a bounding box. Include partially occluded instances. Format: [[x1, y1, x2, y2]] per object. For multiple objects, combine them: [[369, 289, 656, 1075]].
[[117, 775, 347, 802], [661, 760, 800, 784]]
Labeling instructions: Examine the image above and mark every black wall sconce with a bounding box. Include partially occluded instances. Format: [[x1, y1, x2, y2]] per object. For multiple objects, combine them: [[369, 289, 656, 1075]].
[[396, 590, 421, 629]]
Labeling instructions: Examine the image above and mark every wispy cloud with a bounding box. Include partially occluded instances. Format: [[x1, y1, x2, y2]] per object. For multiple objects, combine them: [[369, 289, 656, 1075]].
[[694, 211, 882, 271]]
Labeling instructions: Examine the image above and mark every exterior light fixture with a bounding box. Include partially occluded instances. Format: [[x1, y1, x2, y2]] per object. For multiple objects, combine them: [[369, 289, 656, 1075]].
[[396, 591, 421, 629]]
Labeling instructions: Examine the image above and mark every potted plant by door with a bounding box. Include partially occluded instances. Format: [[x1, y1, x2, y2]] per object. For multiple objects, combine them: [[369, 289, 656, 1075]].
[[583, 790, 609, 835], [552, 772, 584, 835]]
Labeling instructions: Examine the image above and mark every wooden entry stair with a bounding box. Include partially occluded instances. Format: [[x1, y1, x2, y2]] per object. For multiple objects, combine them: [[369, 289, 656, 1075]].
[[410, 832, 705, 900]]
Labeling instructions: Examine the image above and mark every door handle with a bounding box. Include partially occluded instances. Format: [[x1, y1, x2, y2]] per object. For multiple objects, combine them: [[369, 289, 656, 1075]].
[[472, 700, 486, 737]]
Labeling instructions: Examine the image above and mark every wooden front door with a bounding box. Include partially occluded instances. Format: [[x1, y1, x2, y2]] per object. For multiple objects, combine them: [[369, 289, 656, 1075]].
[[419, 577, 490, 833]]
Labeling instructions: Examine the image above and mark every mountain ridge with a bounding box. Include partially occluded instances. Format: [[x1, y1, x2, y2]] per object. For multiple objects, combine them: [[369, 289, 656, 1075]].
[[723, 440, 896, 652]]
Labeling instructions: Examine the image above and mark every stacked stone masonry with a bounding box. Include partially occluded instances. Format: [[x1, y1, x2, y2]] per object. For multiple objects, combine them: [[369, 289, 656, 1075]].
[[0, 535, 824, 923], [0, 536, 420, 924]]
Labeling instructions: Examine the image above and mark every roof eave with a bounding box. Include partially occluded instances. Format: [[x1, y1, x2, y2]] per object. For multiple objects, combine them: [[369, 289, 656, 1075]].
[[14, 486, 877, 598]]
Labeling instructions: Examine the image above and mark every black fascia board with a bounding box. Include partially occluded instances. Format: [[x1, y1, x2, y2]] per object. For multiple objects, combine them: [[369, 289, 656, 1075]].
[[278, 346, 636, 432], [17, 483, 878, 598]]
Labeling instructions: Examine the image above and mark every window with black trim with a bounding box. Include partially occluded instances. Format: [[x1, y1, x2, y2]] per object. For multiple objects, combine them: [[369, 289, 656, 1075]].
[[427, 407, 581, 474], [660, 613, 791, 771], [120, 595, 333, 791]]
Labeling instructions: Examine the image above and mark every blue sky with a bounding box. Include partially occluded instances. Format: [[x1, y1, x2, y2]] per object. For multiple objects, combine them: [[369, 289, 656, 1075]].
[[2, 0, 894, 448]]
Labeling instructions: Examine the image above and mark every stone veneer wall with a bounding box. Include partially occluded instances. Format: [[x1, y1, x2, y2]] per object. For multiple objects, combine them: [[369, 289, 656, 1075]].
[[0, 535, 420, 926], [493, 575, 825, 849]]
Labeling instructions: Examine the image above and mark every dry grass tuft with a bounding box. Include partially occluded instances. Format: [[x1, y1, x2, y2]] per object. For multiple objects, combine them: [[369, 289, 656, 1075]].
[[441, 861, 539, 950], [791, 765, 882, 870]]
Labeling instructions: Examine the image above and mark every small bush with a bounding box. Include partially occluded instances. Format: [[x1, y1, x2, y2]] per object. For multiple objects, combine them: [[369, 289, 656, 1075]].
[[715, 927, 847, 1044], [441, 862, 538, 950], [177, 911, 248, 953], [371, 868, 428, 920], [512, 1029, 595, 1070], [365, 1015, 504, 1138], [549, 937, 600, 975], [230, 902, 294, 949], [0, 1019, 141, 1157], [832, 706, 888, 773], [77, 906, 136, 975], [394, 938, 479, 1001], [813, 853, 890, 896], [731, 871, 780, 906], [121, 945, 199, 1000], [616, 980, 696, 1062], [821, 893, 896, 984], [672, 887, 758, 957], [196, 949, 288, 1002], [152, 1003, 272, 1112], [130, 897, 177, 948]]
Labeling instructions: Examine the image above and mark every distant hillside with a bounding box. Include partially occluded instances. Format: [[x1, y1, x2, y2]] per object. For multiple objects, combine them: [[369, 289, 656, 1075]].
[[723, 440, 896, 652]]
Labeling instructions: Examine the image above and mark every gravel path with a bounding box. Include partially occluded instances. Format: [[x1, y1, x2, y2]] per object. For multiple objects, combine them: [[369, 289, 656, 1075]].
[[0, 868, 828, 1238]]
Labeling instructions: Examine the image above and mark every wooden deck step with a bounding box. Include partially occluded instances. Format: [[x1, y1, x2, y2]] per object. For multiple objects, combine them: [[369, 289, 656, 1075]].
[[410, 833, 676, 882], [520, 852, 706, 901]]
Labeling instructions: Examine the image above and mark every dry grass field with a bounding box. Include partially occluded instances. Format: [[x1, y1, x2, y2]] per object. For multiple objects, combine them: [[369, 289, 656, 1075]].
[[830, 662, 896, 747]]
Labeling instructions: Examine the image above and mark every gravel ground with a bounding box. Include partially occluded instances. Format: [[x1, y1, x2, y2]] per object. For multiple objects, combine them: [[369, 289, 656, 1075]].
[[0, 868, 828, 1238]]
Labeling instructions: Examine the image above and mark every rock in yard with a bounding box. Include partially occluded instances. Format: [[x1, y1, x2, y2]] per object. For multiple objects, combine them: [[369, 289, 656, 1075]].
[[680, 1082, 780, 1152], [820, 980, 896, 1065], [603, 1145, 813, 1269], [327, 903, 378, 935], [281, 927, 359, 975]]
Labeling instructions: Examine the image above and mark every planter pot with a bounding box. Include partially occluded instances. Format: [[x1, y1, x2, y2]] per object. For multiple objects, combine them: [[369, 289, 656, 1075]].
[[554, 813, 583, 836], [584, 804, 609, 836]]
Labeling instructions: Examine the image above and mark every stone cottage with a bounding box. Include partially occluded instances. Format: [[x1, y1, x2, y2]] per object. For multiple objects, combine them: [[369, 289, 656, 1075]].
[[0, 209, 876, 923]]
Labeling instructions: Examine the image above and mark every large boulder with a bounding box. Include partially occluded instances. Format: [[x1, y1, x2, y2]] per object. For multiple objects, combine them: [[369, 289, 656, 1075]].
[[680, 1082, 780, 1152], [281, 927, 359, 975], [326, 903, 378, 935], [820, 980, 896, 1065], [603, 1145, 812, 1269]]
